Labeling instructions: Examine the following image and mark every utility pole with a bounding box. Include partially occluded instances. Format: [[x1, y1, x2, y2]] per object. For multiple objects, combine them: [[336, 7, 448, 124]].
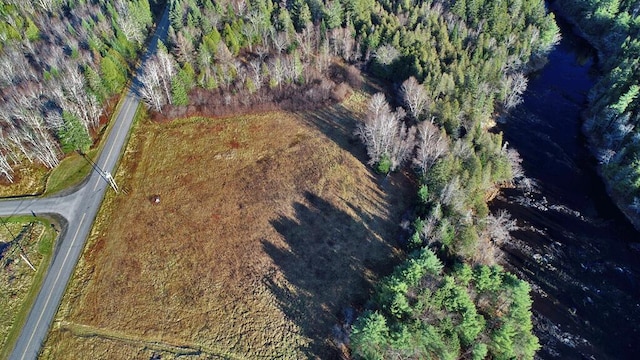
[[104, 172, 119, 193], [20, 253, 36, 271], [0, 219, 37, 272], [81, 152, 119, 193]]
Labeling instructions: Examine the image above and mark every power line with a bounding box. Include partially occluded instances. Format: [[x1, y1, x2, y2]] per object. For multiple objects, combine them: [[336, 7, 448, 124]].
[[80, 152, 119, 192]]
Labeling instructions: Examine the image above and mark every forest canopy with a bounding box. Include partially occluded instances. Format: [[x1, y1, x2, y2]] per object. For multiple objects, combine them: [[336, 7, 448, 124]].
[[0, 0, 157, 182]]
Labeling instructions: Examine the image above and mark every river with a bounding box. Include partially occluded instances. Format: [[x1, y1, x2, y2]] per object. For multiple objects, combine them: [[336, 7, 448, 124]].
[[492, 16, 640, 360]]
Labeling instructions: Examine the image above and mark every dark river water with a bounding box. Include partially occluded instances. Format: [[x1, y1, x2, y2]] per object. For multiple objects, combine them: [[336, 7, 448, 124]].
[[492, 16, 640, 360]]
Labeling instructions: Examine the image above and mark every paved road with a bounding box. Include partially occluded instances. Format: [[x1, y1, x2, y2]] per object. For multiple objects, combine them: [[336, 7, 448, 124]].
[[0, 6, 170, 360]]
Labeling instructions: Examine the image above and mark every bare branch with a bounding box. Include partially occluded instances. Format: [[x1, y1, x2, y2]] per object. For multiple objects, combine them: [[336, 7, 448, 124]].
[[356, 93, 416, 171], [414, 121, 449, 174], [401, 76, 431, 120]]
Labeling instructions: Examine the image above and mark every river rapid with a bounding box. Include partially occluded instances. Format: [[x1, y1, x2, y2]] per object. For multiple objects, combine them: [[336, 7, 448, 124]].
[[491, 16, 640, 360]]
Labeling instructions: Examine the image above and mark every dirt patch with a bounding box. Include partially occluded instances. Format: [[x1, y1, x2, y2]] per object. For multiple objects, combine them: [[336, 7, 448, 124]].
[[43, 103, 413, 359]]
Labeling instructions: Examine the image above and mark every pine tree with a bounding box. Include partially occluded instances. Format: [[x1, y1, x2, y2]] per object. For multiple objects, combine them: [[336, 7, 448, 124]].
[[58, 112, 92, 154], [171, 77, 189, 106], [223, 23, 241, 55], [100, 56, 127, 95], [324, 1, 343, 29]]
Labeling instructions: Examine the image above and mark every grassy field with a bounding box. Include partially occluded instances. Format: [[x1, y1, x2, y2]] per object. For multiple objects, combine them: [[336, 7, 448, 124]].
[[0, 216, 56, 359], [41, 94, 413, 359], [43, 149, 99, 196]]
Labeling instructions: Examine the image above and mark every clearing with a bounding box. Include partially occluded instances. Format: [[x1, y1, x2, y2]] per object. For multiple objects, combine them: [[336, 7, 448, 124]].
[[41, 94, 413, 359]]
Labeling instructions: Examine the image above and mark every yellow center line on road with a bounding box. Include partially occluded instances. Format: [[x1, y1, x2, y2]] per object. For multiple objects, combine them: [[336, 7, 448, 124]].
[[20, 212, 87, 360]]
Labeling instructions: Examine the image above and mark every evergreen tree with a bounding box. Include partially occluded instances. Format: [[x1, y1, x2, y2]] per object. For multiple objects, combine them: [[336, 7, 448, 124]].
[[324, 1, 343, 29], [100, 56, 127, 95], [171, 77, 189, 106], [58, 112, 92, 154]]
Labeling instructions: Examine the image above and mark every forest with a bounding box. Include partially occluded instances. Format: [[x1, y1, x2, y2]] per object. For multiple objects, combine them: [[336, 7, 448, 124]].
[[0, 0, 562, 358], [558, 0, 640, 225], [0, 0, 156, 182], [151, 0, 558, 358]]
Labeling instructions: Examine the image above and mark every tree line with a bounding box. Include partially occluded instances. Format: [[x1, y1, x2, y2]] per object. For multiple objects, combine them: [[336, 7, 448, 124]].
[[139, 0, 366, 116], [142, 0, 559, 125], [347, 0, 556, 356], [559, 0, 640, 221], [0, 0, 157, 182], [134, 0, 559, 358]]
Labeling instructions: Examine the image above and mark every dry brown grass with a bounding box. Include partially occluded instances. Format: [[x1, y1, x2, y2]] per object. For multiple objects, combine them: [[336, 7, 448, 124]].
[[42, 96, 413, 359], [0, 166, 48, 198]]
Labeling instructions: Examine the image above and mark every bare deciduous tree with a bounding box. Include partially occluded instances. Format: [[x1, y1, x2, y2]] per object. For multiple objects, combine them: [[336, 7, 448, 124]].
[[629, 197, 640, 214], [471, 237, 502, 265], [138, 60, 164, 111], [215, 42, 234, 64], [139, 46, 177, 111], [0, 1, 157, 180], [356, 93, 416, 172], [389, 118, 417, 171], [0, 151, 13, 182], [374, 44, 400, 66], [440, 176, 465, 213], [419, 214, 440, 245], [269, 57, 285, 88], [173, 31, 195, 64], [271, 31, 289, 55], [248, 59, 263, 90], [115, 0, 145, 45], [401, 76, 431, 120], [328, 27, 356, 61], [483, 209, 517, 246], [12, 107, 61, 168], [56, 67, 103, 130], [502, 143, 525, 181], [296, 26, 316, 62], [502, 72, 528, 110], [315, 41, 331, 73], [452, 139, 473, 159], [414, 120, 449, 174], [33, 0, 60, 13]]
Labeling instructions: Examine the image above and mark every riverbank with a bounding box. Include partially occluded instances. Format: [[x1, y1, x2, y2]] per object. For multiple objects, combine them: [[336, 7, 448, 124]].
[[549, 0, 640, 232], [493, 14, 640, 358]]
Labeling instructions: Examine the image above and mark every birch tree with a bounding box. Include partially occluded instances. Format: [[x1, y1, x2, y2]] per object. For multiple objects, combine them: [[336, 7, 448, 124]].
[[139, 44, 177, 111], [502, 72, 528, 110], [401, 76, 431, 120], [414, 120, 449, 175], [356, 93, 416, 173]]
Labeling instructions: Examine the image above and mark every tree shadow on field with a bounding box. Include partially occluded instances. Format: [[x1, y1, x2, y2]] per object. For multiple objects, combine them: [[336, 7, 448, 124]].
[[299, 103, 370, 165], [263, 191, 399, 359]]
